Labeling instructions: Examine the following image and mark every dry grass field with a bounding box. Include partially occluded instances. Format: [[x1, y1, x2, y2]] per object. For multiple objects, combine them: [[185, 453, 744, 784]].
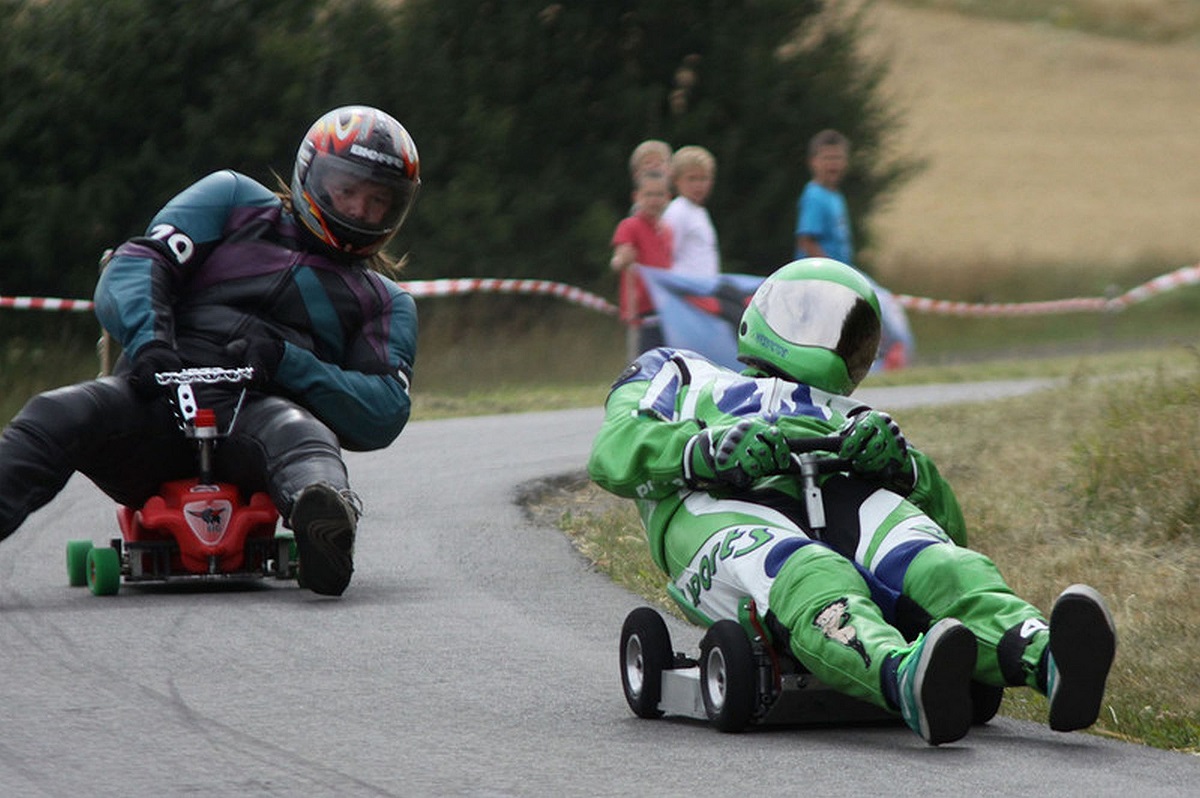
[[862, 1, 1200, 283]]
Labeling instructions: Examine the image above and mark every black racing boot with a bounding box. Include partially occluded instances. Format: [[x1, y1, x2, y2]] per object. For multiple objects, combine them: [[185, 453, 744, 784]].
[[892, 618, 977, 746], [1046, 584, 1117, 732], [290, 483, 361, 597]]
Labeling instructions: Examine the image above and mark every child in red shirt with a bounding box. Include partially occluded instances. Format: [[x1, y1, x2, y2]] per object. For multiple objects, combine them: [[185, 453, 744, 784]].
[[611, 170, 673, 357]]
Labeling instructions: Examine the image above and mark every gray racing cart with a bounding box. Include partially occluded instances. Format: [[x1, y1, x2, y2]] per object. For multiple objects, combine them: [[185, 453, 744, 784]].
[[619, 435, 1003, 732]]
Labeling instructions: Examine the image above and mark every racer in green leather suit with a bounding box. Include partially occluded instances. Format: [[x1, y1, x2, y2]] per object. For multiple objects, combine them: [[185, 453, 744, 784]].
[[588, 258, 1116, 744]]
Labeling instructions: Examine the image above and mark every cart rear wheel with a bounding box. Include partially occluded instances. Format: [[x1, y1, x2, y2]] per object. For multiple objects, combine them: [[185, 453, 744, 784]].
[[276, 534, 298, 578], [66, 540, 94, 587], [699, 620, 756, 732], [86, 546, 121, 596], [620, 607, 673, 719], [971, 681, 1004, 725]]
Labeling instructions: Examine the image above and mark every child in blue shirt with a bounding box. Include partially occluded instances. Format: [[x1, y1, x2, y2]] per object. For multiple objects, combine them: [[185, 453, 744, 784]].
[[795, 129, 852, 263]]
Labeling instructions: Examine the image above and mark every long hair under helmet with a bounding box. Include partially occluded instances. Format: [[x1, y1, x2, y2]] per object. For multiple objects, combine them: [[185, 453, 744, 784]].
[[291, 106, 421, 257], [737, 258, 881, 395]]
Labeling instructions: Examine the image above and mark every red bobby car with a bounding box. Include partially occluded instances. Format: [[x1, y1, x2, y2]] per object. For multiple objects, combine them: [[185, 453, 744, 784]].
[[66, 367, 298, 596]]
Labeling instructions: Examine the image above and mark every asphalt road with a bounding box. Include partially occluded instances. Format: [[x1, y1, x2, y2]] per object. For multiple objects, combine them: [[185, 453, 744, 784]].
[[1, 380, 1196, 797]]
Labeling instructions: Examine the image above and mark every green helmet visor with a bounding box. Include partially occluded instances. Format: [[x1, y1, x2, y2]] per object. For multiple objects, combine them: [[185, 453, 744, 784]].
[[751, 279, 880, 384]]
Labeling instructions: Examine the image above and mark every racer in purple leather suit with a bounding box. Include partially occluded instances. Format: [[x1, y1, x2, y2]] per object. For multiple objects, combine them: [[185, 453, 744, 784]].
[[0, 106, 420, 596]]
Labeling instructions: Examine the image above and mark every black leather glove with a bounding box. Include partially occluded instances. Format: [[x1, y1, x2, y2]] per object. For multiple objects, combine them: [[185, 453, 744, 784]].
[[225, 336, 285, 389], [128, 341, 183, 399]]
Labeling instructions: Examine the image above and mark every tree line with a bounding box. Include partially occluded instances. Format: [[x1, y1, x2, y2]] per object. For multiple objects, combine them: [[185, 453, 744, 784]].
[[0, 0, 915, 304]]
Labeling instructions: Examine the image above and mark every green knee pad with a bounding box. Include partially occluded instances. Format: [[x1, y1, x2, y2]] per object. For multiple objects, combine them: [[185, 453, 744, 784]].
[[769, 544, 909, 707]]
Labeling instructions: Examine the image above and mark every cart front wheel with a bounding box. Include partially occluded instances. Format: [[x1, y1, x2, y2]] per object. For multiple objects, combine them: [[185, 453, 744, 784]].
[[699, 620, 756, 732], [86, 546, 121, 596]]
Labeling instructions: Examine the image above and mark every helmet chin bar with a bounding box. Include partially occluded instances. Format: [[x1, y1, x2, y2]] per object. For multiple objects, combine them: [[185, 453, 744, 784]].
[[736, 349, 856, 395], [736, 357, 786, 379], [296, 190, 395, 259]]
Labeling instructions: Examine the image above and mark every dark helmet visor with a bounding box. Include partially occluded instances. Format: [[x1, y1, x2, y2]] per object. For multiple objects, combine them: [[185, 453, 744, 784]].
[[308, 155, 419, 238]]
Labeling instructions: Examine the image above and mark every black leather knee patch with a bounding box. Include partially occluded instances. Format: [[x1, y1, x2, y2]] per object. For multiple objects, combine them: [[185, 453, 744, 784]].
[[997, 622, 1040, 686]]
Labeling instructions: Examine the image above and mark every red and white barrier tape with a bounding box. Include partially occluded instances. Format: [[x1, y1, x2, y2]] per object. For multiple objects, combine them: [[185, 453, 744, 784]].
[[0, 295, 97, 312], [895, 261, 1200, 316], [895, 294, 1109, 316], [395, 277, 619, 315], [0, 278, 621, 316], [3, 262, 1197, 318], [1104, 261, 1200, 310]]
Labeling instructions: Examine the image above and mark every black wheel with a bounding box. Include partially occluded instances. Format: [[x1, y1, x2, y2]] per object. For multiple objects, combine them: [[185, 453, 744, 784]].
[[620, 607, 673, 719], [971, 681, 1004, 725], [699, 620, 757, 732]]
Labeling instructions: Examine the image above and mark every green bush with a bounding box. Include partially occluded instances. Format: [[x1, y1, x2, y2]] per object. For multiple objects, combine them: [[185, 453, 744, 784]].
[[0, 0, 913, 302]]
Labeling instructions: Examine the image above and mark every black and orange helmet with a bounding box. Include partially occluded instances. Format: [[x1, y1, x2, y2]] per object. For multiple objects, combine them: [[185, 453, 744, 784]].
[[291, 106, 420, 257]]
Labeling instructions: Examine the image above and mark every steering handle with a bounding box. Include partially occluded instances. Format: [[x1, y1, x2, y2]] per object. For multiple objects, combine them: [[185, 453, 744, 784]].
[[787, 435, 850, 472], [153, 366, 254, 445], [154, 366, 255, 386], [788, 435, 844, 455], [787, 434, 851, 532]]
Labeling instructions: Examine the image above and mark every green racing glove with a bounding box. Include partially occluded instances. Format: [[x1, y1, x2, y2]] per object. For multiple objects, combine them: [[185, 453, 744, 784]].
[[839, 410, 917, 494], [686, 418, 791, 489]]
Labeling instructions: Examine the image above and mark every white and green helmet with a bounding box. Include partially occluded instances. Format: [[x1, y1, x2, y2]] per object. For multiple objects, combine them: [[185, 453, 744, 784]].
[[737, 258, 882, 395]]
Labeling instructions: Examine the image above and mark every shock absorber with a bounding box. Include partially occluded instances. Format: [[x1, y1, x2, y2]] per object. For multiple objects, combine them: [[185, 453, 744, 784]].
[[191, 407, 219, 485]]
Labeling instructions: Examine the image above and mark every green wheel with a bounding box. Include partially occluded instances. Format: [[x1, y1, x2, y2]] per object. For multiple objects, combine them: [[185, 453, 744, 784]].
[[66, 540, 94, 587], [86, 546, 122, 596]]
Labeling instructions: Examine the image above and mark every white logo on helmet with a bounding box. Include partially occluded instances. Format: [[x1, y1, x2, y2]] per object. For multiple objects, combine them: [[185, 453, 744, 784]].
[[350, 143, 406, 169]]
